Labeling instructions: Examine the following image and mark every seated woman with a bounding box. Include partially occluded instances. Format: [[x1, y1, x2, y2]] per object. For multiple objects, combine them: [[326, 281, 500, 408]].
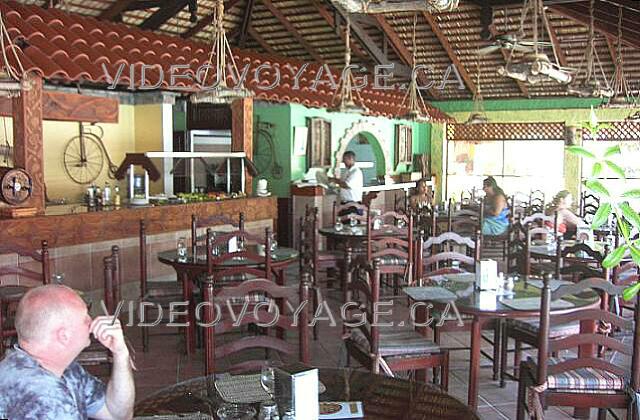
[[409, 179, 433, 212], [545, 190, 586, 238], [481, 177, 509, 235]]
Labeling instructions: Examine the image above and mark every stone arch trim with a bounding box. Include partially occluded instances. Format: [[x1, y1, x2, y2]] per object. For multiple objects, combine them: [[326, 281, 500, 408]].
[[333, 120, 392, 174]]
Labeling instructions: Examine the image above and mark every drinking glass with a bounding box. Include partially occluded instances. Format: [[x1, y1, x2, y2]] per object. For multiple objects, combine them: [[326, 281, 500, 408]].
[[270, 232, 278, 252], [349, 214, 357, 228], [334, 218, 343, 231], [177, 237, 187, 260], [260, 364, 276, 399]]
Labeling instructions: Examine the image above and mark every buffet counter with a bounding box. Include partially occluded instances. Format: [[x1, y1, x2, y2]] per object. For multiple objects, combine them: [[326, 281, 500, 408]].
[[0, 197, 277, 301]]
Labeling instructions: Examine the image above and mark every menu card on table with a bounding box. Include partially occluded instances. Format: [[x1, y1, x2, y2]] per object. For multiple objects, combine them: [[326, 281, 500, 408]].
[[319, 401, 364, 419]]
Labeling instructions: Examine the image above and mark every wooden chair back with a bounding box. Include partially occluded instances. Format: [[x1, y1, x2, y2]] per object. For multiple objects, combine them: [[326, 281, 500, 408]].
[[298, 205, 319, 278], [191, 213, 244, 251], [506, 220, 527, 274], [102, 245, 122, 314], [580, 191, 600, 223], [201, 273, 311, 375], [417, 231, 480, 279], [447, 202, 481, 236], [535, 276, 640, 393], [332, 200, 368, 224], [206, 228, 273, 282], [139, 220, 148, 298], [527, 190, 545, 216], [0, 241, 51, 285]]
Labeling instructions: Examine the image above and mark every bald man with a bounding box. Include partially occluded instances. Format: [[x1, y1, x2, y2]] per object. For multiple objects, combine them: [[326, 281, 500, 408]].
[[0, 285, 134, 419]]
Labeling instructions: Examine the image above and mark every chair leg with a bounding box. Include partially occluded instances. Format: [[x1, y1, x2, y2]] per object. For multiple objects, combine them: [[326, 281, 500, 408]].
[[500, 322, 509, 388], [516, 363, 529, 420], [312, 288, 319, 341], [141, 304, 149, 353], [441, 351, 449, 392], [514, 340, 522, 378], [597, 408, 607, 420], [493, 320, 502, 381]]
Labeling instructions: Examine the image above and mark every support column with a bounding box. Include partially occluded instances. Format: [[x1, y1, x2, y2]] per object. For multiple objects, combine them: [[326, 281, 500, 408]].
[[231, 97, 253, 195], [12, 73, 45, 213]]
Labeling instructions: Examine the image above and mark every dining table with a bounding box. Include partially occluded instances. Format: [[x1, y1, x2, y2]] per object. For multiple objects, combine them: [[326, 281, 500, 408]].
[[158, 245, 299, 355], [134, 367, 479, 419], [404, 273, 599, 411], [528, 239, 608, 263]]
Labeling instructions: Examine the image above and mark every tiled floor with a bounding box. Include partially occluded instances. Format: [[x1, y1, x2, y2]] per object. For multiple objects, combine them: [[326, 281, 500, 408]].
[[123, 267, 609, 419]]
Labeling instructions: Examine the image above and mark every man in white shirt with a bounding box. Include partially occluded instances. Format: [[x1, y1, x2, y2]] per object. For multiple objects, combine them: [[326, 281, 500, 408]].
[[330, 151, 364, 204]]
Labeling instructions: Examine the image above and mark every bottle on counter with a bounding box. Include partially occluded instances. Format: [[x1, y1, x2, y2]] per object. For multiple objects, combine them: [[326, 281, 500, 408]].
[[95, 186, 102, 209], [103, 181, 111, 206], [86, 185, 95, 208], [114, 185, 121, 208]]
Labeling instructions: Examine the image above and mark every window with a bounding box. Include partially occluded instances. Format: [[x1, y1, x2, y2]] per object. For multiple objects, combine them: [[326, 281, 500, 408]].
[[446, 139, 566, 201], [395, 125, 413, 168], [307, 118, 331, 168]]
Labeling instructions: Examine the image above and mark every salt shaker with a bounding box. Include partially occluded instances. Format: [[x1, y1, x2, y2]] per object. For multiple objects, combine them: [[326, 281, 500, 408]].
[[258, 401, 280, 420]]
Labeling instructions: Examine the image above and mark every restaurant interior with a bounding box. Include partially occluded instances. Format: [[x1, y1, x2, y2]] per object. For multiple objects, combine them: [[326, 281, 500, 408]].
[[1, 0, 640, 418]]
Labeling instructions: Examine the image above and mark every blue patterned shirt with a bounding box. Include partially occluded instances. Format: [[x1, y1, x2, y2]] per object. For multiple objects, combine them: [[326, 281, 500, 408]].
[[0, 346, 106, 419]]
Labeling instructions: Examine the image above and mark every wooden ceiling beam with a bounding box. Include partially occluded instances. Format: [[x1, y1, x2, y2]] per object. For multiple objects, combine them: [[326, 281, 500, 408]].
[[99, 0, 138, 20], [550, 5, 640, 49], [422, 12, 476, 95], [373, 15, 441, 99], [541, 10, 568, 68], [140, 0, 188, 30], [259, 0, 325, 64], [43, 0, 61, 9], [309, 0, 371, 64], [182, 0, 241, 38], [238, 0, 256, 48]]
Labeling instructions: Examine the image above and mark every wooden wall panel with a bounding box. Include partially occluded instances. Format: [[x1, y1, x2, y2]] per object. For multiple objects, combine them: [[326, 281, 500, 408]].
[[0, 197, 277, 250], [231, 97, 254, 194]]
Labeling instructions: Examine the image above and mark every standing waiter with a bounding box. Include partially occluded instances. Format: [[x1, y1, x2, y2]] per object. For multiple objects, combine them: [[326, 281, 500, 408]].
[[329, 150, 364, 215]]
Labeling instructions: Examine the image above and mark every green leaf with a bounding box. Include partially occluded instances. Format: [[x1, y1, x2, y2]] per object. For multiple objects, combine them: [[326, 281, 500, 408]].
[[622, 189, 640, 199], [604, 160, 626, 179], [566, 146, 596, 159], [630, 246, 640, 267], [604, 145, 621, 157], [620, 202, 640, 231], [602, 244, 627, 269], [591, 162, 603, 177], [619, 218, 631, 240], [585, 180, 610, 197], [591, 202, 612, 229], [598, 122, 613, 131], [623, 281, 640, 302]]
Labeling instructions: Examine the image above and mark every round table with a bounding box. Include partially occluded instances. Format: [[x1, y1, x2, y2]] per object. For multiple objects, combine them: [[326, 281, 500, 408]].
[[405, 275, 599, 411], [528, 240, 607, 263], [158, 245, 299, 354], [134, 368, 478, 419]]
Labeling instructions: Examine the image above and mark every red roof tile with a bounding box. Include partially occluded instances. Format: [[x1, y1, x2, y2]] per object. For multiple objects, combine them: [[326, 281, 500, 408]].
[[1, 1, 452, 122]]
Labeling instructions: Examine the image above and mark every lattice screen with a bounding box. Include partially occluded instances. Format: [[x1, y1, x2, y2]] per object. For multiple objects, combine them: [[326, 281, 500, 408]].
[[447, 123, 565, 141], [582, 121, 640, 141]]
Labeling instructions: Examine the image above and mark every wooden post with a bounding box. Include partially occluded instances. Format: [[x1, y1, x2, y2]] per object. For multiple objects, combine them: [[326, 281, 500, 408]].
[[231, 97, 253, 195], [12, 73, 44, 213]]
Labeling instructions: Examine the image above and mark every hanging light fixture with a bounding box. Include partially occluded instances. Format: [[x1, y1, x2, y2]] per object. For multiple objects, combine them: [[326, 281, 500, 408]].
[[567, 0, 613, 98], [189, 0, 252, 104], [400, 14, 430, 123], [329, 0, 459, 14], [328, 15, 368, 114], [465, 57, 489, 125], [0, 7, 27, 98], [603, 7, 637, 108]]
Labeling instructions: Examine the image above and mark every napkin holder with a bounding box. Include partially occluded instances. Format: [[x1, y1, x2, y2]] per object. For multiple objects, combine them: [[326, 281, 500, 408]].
[[275, 364, 319, 419], [576, 225, 594, 246], [475, 259, 498, 290]]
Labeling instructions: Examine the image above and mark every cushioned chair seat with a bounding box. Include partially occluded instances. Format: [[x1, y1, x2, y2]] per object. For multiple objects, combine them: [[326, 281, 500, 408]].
[[509, 319, 580, 338], [350, 327, 440, 357], [377, 256, 409, 266], [546, 357, 625, 393]]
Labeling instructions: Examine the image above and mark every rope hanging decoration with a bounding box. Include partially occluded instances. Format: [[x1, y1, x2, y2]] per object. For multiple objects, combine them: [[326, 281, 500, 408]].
[[0, 5, 28, 97]]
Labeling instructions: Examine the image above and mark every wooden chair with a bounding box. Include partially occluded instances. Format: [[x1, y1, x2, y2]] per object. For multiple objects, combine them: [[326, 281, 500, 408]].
[[201, 273, 311, 375], [480, 199, 511, 261], [139, 220, 184, 352], [527, 190, 545, 216], [447, 201, 481, 237], [580, 191, 600, 224], [192, 213, 244, 252], [77, 245, 121, 372], [0, 240, 51, 356], [367, 210, 413, 295], [511, 192, 530, 219], [516, 276, 639, 420], [207, 227, 273, 284], [506, 220, 527, 275], [342, 256, 449, 390], [298, 206, 342, 339]]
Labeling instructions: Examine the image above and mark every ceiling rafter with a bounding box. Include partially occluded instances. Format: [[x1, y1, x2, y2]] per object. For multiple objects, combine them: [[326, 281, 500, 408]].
[[541, 10, 568, 68], [309, 0, 371, 65], [422, 12, 476, 95], [140, 0, 189, 30], [248, 26, 278, 55], [550, 4, 640, 49], [182, 0, 242, 39], [237, 0, 256, 48], [488, 26, 529, 97], [99, 0, 137, 20], [373, 15, 441, 99], [259, 0, 325, 64]]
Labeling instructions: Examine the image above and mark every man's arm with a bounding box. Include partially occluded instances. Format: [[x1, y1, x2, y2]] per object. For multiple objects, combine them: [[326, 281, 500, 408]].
[[91, 317, 135, 420]]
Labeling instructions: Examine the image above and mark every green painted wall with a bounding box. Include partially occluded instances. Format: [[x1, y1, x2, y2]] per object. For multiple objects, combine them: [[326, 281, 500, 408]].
[[254, 101, 431, 197], [429, 99, 640, 202]]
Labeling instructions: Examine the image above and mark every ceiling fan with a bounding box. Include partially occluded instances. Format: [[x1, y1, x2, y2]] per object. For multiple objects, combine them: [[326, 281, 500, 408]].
[[329, 0, 459, 14], [478, 33, 552, 56]]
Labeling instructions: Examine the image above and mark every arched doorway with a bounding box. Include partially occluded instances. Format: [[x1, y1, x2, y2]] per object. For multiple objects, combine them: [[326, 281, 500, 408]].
[[344, 132, 386, 186]]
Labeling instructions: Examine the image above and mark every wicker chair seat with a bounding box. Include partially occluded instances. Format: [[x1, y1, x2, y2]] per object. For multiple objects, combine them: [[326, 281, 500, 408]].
[[350, 327, 441, 357]]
